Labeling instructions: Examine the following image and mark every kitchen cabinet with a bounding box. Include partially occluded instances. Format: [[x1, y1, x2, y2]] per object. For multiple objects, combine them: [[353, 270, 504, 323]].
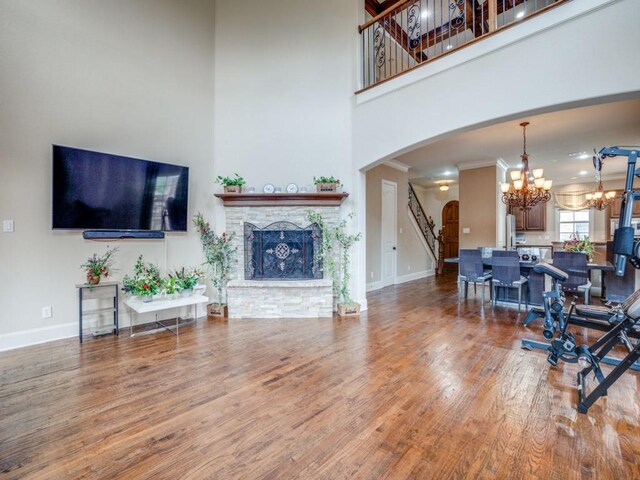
[[509, 202, 546, 231]]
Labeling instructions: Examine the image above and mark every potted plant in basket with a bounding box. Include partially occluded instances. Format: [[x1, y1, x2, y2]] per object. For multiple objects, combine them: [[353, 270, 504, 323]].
[[216, 173, 246, 194], [313, 176, 342, 193], [193, 212, 237, 317], [122, 255, 162, 302], [80, 246, 118, 285], [307, 211, 362, 317]]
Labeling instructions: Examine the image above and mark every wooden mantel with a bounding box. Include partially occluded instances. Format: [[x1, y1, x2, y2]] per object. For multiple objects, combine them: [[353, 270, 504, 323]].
[[214, 192, 349, 207]]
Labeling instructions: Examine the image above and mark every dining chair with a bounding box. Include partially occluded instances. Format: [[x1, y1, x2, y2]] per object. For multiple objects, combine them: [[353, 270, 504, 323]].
[[491, 250, 528, 311], [459, 249, 493, 304], [552, 251, 592, 304]]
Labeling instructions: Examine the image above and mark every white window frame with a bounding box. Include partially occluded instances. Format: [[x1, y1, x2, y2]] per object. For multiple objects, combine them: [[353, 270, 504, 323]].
[[555, 208, 594, 242]]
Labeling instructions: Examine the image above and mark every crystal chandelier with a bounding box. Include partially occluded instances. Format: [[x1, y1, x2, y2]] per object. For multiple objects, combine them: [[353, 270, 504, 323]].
[[500, 121, 552, 211], [585, 152, 615, 210]]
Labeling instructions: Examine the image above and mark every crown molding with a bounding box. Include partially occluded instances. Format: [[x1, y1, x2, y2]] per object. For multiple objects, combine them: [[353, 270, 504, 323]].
[[383, 159, 411, 173], [457, 160, 502, 171]]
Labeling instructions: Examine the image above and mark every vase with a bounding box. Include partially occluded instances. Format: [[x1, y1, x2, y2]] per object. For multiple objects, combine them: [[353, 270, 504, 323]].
[[142, 294, 153, 303], [316, 182, 337, 193], [89, 275, 100, 285], [181, 288, 193, 297], [224, 185, 242, 194]]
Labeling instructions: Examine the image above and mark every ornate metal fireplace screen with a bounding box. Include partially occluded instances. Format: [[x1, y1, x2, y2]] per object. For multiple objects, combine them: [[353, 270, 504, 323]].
[[244, 221, 322, 280]]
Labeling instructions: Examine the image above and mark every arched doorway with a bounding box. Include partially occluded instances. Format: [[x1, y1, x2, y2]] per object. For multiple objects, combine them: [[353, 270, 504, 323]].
[[442, 200, 459, 259]]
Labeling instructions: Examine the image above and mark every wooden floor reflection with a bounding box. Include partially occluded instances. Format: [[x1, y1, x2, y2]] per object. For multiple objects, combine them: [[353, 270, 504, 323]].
[[1, 273, 638, 479]]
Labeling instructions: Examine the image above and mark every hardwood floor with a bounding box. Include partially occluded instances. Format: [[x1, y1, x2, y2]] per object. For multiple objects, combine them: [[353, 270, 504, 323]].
[[1, 273, 639, 479]]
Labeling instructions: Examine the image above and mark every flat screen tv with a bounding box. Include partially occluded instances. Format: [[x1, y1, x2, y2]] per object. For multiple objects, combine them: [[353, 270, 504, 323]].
[[52, 145, 189, 232]]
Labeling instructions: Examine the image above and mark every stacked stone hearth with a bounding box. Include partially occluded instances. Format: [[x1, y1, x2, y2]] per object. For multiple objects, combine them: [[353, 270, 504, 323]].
[[223, 204, 340, 318]]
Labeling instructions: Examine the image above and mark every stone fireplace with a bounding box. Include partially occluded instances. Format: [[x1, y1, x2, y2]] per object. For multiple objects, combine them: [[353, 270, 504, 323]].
[[215, 192, 348, 318]]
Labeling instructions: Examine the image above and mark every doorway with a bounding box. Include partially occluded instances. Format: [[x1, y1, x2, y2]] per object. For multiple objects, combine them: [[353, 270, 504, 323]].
[[381, 180, 397, 287], [442, 200, 459, 259]]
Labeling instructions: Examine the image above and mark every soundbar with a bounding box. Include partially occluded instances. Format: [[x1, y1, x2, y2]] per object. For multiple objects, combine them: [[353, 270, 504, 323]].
[[83, 230, 165, 240]]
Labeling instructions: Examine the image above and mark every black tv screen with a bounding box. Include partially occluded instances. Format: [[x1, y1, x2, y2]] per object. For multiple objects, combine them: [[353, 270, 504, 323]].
[[52, 145, 189, 231]]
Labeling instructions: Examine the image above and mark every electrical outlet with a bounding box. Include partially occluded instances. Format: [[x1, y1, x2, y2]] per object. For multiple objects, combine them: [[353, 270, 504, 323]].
[[42, 306, 52, 319], [3, 219, 14, 232], [399, 227, 403, 234], [408, 265, 411, 271], [463, 227, 471, 234], [370, 272, 374, 279]]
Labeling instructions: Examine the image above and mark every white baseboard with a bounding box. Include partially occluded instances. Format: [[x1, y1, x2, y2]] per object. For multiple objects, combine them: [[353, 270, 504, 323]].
[[367, 281, 383, 292], [396, 269, 435, 284], [0, 322, 77, 352]]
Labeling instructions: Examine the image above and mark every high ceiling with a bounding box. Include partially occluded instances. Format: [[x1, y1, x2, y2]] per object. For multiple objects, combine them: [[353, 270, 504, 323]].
[[396, 99, 640, 188]]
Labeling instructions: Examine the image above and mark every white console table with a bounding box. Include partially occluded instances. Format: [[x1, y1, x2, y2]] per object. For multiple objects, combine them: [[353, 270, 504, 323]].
[[123, 294, 209, 337]]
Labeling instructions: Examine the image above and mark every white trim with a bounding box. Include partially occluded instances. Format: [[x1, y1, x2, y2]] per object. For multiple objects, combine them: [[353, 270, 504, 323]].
[[496, 159, 509, 172], [383, 159, 411, 173], [457, 160, 501, 171], [366, 281, 383, 292], [0, 322, 76, 352], [381, 179, 398, 287], [396, 269, 435, 284]]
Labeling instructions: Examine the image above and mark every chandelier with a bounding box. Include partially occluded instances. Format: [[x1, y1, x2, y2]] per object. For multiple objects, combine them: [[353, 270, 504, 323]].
[[585, 152, 615, 210], [500, 121, 552, 211], [437, 180, 453, 191]]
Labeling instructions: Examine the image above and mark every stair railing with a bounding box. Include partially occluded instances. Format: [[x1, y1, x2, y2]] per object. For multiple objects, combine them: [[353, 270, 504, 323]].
[[408, 182, 443, 274], [359, 0, 569, 90]]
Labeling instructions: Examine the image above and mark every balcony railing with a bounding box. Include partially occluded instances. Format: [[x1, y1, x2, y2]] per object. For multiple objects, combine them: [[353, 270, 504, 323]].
[[359, 0, 569, 90]]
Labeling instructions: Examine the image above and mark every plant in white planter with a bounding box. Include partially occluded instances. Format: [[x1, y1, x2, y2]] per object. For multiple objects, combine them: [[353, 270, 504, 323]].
[[194, 212, 237, 316], [307, 210, 361, 316]]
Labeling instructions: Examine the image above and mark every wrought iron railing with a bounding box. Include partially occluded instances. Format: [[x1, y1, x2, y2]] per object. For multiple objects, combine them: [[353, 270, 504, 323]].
[[359, 0, 567, 90], [408, 182, 444, 274]]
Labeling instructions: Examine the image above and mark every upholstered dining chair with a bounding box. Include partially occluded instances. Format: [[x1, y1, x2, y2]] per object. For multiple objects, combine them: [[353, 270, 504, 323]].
[[491, 250, 528, 311], [552, 251, 592, 304], [459, 249, 493, 304]]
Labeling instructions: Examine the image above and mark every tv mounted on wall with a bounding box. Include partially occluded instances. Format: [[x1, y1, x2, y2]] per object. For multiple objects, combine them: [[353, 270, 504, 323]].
[[52, 145, 189, 235]]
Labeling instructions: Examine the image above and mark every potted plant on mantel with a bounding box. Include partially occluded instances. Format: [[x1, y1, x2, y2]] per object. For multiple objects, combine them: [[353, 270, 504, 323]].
[[80, 246, 118, 285], [193, 212, 237, 318], [313, 176, 342, 193], [307, 211, 362, 317], [216, 173, 245, 194]]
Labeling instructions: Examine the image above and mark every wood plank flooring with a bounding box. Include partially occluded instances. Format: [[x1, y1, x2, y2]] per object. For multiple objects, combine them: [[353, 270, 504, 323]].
[[1, 273, 639, 479]]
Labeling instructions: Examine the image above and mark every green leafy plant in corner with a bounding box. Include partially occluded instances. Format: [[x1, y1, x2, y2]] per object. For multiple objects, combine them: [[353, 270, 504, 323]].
[[80, 246, 118, 283], [193, 212, 237, 306], [215, 173, 245, 186], [307, 211, 361, 306]]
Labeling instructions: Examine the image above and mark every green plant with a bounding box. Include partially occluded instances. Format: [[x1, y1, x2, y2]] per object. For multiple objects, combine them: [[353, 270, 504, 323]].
[[563, 234, 596, 260], [122, 255, 162, 297], [215, 173, 245, 187], [80, 246, 118, 282], [162, 276, 180, 295], [193, 212, 237, 305], [170, 266, 204, 291], [307, 211, 361, 305], [313, 176, 342, 187]]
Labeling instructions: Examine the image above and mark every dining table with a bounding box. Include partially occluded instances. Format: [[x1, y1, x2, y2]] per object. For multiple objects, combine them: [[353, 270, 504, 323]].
[[444, 256, 614, 305]]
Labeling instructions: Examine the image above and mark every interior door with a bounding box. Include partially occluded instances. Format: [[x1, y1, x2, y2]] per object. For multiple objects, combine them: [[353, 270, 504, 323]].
[[381, 180, 397, 287], [442, 200, 459, 259]]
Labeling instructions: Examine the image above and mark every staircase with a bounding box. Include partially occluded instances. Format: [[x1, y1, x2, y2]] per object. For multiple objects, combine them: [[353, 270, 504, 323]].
[[408, 182, 444, 275]]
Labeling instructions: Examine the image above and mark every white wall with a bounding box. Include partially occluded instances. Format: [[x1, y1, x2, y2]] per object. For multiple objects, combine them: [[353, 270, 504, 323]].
[[0, 0, 216, 349], [213, 0, 365, 304], [353, 0, 640, 170]]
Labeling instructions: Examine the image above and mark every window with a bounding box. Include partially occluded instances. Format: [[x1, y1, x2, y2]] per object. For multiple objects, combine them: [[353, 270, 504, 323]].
[[558, 209, 590, 241]]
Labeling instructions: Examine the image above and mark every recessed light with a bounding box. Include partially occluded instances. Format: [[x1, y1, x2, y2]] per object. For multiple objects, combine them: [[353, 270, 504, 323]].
[[443, 171, 451, 176], [579, 154, 590, 160], [579, 170, 588, 175], [446, 44, 453, 50], [569, 151, 590, 159], [571, 176, 577, 180], [421, 10, 429, 19], [516, 11, 525, 19]]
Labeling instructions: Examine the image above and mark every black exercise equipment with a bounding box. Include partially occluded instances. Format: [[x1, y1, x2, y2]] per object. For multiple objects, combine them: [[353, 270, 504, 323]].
[[522, 263, 640, 412]]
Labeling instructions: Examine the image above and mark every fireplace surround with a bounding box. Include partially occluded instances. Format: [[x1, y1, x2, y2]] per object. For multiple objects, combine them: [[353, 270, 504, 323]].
[[215, 193, 348, 318]]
